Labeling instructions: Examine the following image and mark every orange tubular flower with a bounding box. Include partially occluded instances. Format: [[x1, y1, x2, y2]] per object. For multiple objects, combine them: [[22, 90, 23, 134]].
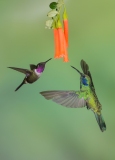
[[63, 55, 69, 62], [63, 36, 69, 62], [55, 15, 69, 62], [53, 28, 60, 58], [58, 28, 69, 62], [63, 19, 68, 47], [56, 16, 66, 58], [57, 28, 65, 57], [63, 8, 68, 47]]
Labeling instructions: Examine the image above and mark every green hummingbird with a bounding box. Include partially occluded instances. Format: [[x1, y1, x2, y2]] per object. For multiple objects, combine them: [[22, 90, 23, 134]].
[[8, 58, 52, 91], [40, 60, 106, 132]]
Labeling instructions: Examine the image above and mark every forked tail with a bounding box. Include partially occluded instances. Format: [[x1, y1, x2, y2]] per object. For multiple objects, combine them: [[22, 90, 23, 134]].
[[94, 112, 106, 132]]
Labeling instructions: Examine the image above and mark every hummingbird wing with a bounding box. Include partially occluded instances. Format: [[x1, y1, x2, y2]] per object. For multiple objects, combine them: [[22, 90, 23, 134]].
[[80, 59, 89, 75], [80, 59, 95, 89], [30, 64, 36, 70], [40, 90, 86, 108], [8, 67, 32, 76]]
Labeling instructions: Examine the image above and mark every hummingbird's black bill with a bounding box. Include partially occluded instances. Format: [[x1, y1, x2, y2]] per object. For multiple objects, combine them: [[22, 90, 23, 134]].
[[45, 58, 52, 63], [71, 66, 84, 76]]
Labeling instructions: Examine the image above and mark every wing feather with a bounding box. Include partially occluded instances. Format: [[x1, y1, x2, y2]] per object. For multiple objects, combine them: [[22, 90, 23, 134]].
[[40, 90, 86, 108], [8, 67, 32, 76], [30, 64, 36, 70], [81, 59, 89, 75], [59, 95, 76, 107]]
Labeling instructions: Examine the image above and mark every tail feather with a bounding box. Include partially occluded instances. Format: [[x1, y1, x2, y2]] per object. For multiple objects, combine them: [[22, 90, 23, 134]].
[[94, 112, 106, 132], [15, 80, 25, 91]]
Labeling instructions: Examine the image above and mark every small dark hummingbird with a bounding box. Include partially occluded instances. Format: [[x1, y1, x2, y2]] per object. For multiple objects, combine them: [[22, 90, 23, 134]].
[[40, 60, 106, 132], [8, 58, 52, 91]]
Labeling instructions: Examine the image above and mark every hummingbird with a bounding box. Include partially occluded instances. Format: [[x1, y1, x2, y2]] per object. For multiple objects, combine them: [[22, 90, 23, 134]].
[[40, 60, 106, 132], [8, 58, 52, 91]]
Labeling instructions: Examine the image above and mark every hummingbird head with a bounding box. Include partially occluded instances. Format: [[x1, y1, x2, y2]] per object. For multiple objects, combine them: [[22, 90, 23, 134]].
[[71, 65, 91, 86], [36, 58, 52, 73]]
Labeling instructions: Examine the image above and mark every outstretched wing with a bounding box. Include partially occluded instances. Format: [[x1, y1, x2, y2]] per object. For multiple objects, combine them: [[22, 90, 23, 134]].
[[80, 59, 95, 89], [40, 90, 86, 108], [8, 67, 32, 76], [30, 64, 36, 70]]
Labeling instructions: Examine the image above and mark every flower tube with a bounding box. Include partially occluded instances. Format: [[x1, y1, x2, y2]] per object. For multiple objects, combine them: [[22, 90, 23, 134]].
[[53, 28, 60, 58], [63, 36, 69, 62], [56, 16, 65, 57], [57, 28, 65, 57]]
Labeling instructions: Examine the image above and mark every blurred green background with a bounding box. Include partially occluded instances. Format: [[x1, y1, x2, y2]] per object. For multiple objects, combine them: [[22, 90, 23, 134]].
[[0, 0, 115, 160]]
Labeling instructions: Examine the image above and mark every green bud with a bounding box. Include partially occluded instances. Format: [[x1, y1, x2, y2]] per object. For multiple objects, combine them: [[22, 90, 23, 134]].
[[47, 9, 58, 18], [49, 2, 57, 9], [45, 19, 53, 29]]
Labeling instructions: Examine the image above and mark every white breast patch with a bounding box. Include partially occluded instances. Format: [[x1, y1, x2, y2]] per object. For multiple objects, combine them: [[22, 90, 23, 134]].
[[34, 69, 42, 76]]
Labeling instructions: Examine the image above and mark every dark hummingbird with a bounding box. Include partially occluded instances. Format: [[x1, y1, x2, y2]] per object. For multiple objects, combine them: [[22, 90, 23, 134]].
[[8, 58, 52, 91], [40, 60, 106, 132]]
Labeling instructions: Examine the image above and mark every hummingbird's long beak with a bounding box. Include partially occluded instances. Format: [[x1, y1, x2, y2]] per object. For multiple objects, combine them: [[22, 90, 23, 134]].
[[71, 66, 84, 76], [45, 58, 52, 63]]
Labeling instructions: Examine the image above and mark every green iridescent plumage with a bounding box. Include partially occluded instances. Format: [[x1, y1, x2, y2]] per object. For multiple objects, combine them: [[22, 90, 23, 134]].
[[40, 60, 106, 132]]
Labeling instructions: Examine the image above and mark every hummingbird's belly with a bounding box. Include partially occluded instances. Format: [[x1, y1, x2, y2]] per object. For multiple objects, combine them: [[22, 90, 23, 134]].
[[26, 74, 39, 83], [87, 97, 100, 113]]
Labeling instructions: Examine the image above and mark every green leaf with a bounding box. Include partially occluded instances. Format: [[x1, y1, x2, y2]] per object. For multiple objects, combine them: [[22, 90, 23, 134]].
[[49, 2, 57, 9]]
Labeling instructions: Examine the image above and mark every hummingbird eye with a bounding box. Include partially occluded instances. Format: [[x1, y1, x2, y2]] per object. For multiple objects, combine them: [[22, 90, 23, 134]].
[[38, 63, 41, 67], [38, 63, 42, 66]]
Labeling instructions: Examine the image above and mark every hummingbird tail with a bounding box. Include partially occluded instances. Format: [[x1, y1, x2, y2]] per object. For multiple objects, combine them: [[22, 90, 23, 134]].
[[94, 112, 106, 132], [15, 80, 25, 91]]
